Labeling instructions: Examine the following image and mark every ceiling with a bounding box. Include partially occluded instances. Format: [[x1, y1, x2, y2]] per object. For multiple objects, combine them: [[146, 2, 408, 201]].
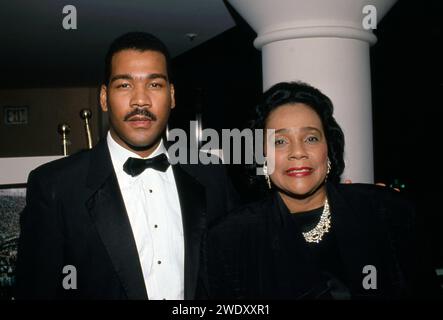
[[0, 0, 236, 87]]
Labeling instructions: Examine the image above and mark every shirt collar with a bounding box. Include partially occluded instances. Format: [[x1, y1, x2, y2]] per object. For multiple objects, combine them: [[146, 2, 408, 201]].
[[107, 131, 168, 175]]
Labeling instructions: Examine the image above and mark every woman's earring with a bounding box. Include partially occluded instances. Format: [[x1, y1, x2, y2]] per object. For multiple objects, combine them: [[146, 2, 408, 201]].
[[325, 158, 332, 182], [263, 160, 272, 189]]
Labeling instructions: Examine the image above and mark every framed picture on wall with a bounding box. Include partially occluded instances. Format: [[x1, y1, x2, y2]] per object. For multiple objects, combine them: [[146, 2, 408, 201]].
[[0, 155, 61, 300], [0, 184, 26, 300]]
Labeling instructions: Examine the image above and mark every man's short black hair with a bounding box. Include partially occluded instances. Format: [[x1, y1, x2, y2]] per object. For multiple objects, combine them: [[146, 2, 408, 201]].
[[103, 31, 172, 85]]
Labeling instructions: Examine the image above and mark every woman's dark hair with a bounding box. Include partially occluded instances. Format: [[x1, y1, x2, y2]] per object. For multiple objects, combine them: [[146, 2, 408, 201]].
[[103, 31, 172, 85], [250, 81, 345, 189]]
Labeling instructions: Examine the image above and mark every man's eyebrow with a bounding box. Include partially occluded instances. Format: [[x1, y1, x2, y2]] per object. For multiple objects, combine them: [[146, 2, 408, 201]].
[[110, 73, 168, 83], [147, 73, 168, 81]]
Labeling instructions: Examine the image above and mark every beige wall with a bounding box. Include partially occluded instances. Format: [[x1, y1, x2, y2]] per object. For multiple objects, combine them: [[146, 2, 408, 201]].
[[0, 87, 102, 157]]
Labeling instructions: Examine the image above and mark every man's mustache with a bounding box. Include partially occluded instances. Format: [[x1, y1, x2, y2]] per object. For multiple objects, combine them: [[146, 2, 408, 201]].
[[124, 108, 157, 121]]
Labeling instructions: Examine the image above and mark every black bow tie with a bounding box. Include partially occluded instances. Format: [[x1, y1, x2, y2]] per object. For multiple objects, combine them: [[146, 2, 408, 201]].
[[123, 153, 170, 177]]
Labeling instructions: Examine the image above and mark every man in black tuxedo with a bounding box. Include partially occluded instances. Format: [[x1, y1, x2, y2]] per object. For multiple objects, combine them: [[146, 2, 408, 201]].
[[15, 32, 238, 299]]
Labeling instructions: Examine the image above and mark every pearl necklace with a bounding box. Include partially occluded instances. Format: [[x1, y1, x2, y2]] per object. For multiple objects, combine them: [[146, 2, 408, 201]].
[[302, 198, 331, 243]]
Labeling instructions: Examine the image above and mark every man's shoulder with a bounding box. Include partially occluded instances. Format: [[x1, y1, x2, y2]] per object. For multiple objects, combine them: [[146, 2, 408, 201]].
[[29, 149, 92, 183], [209, 196, 272, 234], [31, 139, 110, 180], [177, 160, 230, 186], [179, 161, 226, 174]]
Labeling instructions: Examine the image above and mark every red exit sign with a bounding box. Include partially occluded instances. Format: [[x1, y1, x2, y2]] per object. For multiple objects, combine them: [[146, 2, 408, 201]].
[[3, 106, 28, 125]]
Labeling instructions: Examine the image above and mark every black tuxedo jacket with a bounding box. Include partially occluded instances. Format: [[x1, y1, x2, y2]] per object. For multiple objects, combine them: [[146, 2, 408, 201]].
[[15, 139, 238, 299], [206, 183, 442, 299]]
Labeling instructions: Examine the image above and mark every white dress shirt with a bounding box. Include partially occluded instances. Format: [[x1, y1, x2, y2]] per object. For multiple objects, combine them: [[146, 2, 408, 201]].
[[107, 132, 184, 300]]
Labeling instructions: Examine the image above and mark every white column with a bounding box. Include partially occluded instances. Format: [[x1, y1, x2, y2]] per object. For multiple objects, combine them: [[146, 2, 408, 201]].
[[228, 0, 397, 183]]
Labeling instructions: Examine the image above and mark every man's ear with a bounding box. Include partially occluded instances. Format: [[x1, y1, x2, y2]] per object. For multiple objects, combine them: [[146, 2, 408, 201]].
[[100, 85, 108, 112], [170, 84, 176, 109]]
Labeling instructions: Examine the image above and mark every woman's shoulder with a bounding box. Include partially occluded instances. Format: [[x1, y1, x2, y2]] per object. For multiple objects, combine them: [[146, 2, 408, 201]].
[[333, 183, 415, 222], [335, 183, 412, 204]]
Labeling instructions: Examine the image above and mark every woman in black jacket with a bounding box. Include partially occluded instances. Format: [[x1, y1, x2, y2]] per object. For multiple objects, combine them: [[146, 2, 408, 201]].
[[206, 81, 441, 299]]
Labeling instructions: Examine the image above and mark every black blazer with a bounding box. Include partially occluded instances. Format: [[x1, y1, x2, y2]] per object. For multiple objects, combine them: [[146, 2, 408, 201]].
[[206, 183, 441, 299], [15, 139, 238, 299]]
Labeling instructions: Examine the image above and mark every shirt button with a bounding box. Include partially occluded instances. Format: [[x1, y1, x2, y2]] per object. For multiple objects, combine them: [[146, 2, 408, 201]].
[[157, 260, 161, 264], [154, 224, 158, 228], [149, 189, 153, 193]]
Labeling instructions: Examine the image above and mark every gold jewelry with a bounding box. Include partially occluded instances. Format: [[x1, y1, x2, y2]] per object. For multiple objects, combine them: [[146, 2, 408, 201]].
[[302, 198, 331, 243]]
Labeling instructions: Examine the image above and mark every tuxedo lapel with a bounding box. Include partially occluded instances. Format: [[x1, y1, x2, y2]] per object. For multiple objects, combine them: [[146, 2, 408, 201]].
[[172, 164, 206, 300], [85, 139, 148, 299]]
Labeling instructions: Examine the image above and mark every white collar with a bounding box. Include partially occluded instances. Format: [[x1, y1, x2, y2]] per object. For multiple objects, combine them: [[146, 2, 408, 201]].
[[107, 131, 168, 175]]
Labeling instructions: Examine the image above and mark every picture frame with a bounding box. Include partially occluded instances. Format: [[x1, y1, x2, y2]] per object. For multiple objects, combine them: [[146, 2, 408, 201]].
[[0, 185, 26, 300], [0, 155, 61, 300]]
